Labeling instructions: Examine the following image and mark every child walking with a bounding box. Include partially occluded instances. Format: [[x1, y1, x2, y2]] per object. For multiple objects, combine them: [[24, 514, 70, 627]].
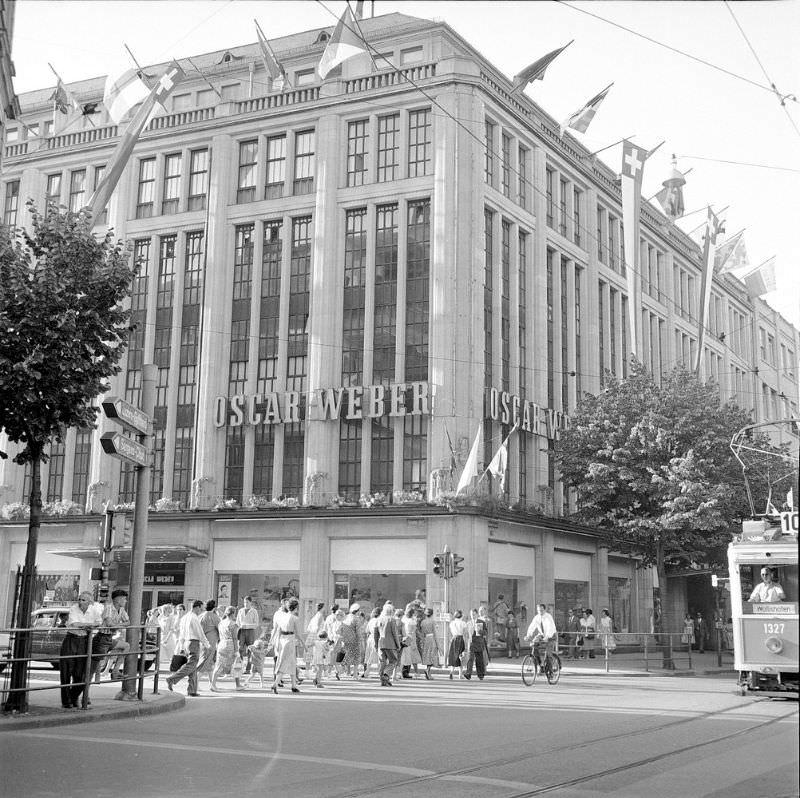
[[311, 631, 331, 688]]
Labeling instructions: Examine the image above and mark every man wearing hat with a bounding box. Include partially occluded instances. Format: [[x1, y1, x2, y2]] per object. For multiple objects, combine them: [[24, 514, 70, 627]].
[[565, 607, 582, 660], [377, 602, 400, 686]]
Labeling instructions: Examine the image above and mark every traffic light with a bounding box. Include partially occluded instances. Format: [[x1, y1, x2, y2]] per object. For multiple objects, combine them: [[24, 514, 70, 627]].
[[102, 509, 115, 552], [452, 554, 465, 575], [433, 553, 446, 578]]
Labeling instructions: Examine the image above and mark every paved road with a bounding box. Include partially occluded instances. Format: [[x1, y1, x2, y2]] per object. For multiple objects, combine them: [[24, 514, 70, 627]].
[[3, 672, 797, 798]]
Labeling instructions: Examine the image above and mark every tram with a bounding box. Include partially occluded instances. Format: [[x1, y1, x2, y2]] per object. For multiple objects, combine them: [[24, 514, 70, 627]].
[[728, 515, 799, 697]]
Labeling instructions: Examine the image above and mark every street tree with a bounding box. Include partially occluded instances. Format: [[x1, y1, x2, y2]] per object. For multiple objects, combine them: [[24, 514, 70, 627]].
[[0, 203, 135, 712], [556, 360, 765, 648]]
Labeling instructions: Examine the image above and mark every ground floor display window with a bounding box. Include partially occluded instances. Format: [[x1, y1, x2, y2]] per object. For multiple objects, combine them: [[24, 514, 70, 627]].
[[608, 576, 632, 633], [554, 580, 589, 631], [333, 573, 422, 617], [215, 572, 300, 628], [488, 577, 531, 639], [6, 572, 80, 623]]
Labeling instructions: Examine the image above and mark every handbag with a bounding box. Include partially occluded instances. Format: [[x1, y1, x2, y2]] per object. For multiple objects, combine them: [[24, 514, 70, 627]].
[[170, 652, 187, 671], [335, 650, 346, 663]]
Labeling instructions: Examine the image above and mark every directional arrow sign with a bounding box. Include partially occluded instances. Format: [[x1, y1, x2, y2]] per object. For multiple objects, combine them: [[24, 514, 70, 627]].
[[102, 396, 152, 435], [100, 431, 150, 466]]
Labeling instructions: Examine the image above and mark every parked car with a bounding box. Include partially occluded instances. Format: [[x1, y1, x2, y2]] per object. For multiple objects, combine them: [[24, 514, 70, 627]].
[[0, 606, 156, 672]]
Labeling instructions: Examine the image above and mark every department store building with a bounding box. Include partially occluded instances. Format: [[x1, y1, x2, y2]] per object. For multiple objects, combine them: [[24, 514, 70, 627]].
[[1, 12, 798, 635]]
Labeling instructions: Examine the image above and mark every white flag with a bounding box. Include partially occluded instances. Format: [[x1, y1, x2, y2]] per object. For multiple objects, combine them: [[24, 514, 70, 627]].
[[104, 67, 151, 124], [487, 439, 508, 492], [456, 425, 482, 495]]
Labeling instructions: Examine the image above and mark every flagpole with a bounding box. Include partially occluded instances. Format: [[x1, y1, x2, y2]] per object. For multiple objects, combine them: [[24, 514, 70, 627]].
[[585, 136, 635, 158], [187, 56, 223, 99], [346, 0, 379, 71], [646, 168, 693, 201], [647, 140, 665, 159], [124, 44, 144, 75]]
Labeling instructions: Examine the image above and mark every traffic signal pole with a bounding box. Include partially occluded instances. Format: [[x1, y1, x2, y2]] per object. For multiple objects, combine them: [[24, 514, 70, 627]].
[[117, 364, 155, 701]]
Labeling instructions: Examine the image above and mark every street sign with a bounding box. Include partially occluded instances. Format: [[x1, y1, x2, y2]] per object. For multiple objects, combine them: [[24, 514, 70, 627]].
[[102, 396, 152, 435], [100, 431, 150, 466]]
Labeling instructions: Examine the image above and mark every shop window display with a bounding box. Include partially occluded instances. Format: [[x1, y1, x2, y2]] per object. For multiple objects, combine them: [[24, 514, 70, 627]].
[[216, 573, 300, 634], [554, 580, 589, 631], [333, 573, 423, 617]]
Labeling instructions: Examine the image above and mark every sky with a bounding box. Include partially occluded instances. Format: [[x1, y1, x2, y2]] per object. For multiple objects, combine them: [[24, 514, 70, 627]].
[[9, 0, 800, 329]]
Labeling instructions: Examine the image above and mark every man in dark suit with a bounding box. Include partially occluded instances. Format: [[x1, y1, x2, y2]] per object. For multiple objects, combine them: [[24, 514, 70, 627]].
[[377, 603, 400, 686]]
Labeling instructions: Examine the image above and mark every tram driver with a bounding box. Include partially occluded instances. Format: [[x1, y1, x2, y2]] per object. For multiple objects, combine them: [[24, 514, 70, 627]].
[[749, 567, 787, 603]]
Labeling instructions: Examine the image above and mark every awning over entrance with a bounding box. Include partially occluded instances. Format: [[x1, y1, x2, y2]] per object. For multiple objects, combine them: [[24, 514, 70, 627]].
[[46, 545, 208, 563]]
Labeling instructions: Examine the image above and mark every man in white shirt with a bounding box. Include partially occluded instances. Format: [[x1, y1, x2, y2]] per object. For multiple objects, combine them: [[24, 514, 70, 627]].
[[525, 603, 558, 667], [236, 596, 260, 673], [60, 591, 103, 708], [749, 568, 787, 603], [166, 600, 209, 696]]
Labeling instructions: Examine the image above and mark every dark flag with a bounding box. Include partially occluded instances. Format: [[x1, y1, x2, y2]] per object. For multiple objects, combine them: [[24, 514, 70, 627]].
[[511, 41, 573, 93]]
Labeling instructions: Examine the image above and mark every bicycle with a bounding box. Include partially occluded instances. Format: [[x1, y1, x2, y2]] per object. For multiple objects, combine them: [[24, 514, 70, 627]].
[[521, 642, 561, 686]]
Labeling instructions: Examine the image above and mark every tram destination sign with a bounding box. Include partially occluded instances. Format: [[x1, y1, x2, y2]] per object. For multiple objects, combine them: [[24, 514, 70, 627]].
[[102, 396, 152, 435], [100, 431, 150, 466]]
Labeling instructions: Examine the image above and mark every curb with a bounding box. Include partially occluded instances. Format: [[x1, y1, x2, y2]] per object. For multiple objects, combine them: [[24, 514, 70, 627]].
[[0, 691, 185, 731]]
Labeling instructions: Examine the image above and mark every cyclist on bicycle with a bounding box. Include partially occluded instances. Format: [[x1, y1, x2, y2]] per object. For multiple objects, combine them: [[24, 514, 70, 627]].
[[524, 603, 558, 669]]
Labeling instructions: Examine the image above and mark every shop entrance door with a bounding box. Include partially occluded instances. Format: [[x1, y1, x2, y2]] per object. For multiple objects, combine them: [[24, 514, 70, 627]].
[[139, 588, 184, 623]]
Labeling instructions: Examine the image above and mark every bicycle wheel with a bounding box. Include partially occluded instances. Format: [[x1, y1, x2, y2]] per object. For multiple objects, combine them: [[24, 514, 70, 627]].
[[546, 653, 561, 685], [521, 654, 538, 686]]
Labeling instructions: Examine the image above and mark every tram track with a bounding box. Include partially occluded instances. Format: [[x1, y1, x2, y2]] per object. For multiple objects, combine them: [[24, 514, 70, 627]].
[[331, 700, 798, 798]]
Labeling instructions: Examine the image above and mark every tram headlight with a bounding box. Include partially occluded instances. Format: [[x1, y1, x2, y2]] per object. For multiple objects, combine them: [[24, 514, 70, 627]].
[[764, 636, 783, 654]]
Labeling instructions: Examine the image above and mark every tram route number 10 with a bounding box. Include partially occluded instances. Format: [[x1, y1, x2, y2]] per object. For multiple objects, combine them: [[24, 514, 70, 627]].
[[779, 511, 798, 533], [764, 623, 785, 634]]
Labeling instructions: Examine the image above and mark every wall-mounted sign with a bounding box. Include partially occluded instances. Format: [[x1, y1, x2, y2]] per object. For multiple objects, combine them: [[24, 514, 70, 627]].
[[213, 381, 431, 428], [485, 388, 570, 440]]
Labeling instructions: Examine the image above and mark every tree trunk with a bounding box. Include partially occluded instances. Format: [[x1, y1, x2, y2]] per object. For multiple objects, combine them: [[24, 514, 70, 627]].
[[656, 544, 675, 670], [3, 447, 42, 713]]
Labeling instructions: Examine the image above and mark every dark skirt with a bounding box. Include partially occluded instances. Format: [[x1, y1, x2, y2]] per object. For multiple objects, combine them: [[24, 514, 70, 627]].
[[447, 635, 465, 667]]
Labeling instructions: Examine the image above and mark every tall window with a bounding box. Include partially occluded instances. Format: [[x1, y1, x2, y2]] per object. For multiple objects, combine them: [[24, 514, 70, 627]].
[[155, 235, 176, 417], [518, 145, 528, 209], [224, 427, 245, 502], [373, 204, 398, 384], [283, 423, 305, 497], [501, 220, 511, 392], [573, 187, 582, 247], [501, 132, 511, 197], [160, 153, 181, 215], [253, 426, 275, 498], [72, 430, 92, 505], [560, 257, 569, 410], [45, 173, 62, 209], [229, 225, 254, 396], [559, 178, 568, 237], [484, 209, 494, 392], [518, 230, 528, 396], [173, 428, 193, 507], [258, 220, 282, 395], [545, 168, 554, 228], [484, 120, 495, 186], [338, 420, 362, 499], [405, 199, 430, 382], [598, 280, 606, 386], [377, 114, 399, 183], [293, 130, 315, 195], [3, 180, 19, 226], [188, 148, 209, 211], [46, 441, 65, 502], [342, 209, 367, 385], [265, 135, 286, 199], [135, 159, 155, 218], [287, 216, 312, 392], [237, 139, 258, 203], [407, 108, 431, 177], [371, 417, 393, 494], [347, 120, 368, 187], [609, 287, 617, 376], [93, 165, 107, 225], [69, 169, 86, 213], [403, 415, 427, 494], [596, 207, 605, 263], [574, 265, 582, 399]]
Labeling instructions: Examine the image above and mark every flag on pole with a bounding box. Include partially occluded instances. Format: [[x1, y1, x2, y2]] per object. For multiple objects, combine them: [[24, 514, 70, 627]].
[[317, 5, 369, 80], [559, 83, 612, 137], [456, 424, 482, 495], [87, 60, 185, 222], [486, 439, 508, 492], [714, 230, 748, 275], [620, 140, 650, 358], [255, 21, 290, 89], [445, 427, 458, 473], [104, 67, 151, 124], [49, 78, 74, 115], [693, 207, 726, 372], [654, 156, 686, 222], [354, 0, 365, 20], [742, 257, 777, 298], [512, 41, 573, 94]]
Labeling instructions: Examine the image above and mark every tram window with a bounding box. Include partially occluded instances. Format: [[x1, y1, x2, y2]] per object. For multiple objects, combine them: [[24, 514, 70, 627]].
[[745, 565, 796, 603]]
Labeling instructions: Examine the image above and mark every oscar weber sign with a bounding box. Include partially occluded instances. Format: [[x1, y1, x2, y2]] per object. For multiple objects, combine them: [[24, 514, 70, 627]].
[[485, 387, 569, 441], [214, 381, 431, 428]]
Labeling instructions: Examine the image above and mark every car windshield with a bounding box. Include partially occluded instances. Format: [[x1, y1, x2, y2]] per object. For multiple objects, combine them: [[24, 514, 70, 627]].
[[32, 616, 52, 628]]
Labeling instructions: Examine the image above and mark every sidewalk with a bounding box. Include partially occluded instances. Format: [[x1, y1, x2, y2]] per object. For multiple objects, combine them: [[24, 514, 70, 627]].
[[482, 648, 737, 678], [0, 673, 184, 731]]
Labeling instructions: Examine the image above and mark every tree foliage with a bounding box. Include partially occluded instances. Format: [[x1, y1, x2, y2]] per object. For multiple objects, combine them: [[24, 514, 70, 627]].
[[0, 203, 135, 464], [557, 361, 763, 573]]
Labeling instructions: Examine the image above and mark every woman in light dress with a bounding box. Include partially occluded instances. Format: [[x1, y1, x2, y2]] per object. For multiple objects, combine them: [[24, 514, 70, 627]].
[[271, 597, 301, 694], [598, 608, 617, 652], [681, 612, 695, 648], [580, 608, 597, 659], [305, 602, 326, 651], [211, 606, 243, 691], [447, 610, 468, 679], [400, 606, 422, 678], [419, 607, 440, 679], [362, 607, 382, 679], [157, 604, 177, 666]]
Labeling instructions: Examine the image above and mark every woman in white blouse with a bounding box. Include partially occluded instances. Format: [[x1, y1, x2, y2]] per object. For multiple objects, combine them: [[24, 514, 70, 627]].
[[447, 610, 468, 679]]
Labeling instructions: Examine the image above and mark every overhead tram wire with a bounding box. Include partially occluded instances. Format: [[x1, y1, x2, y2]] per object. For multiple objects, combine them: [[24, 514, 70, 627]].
[[310, 0, 784, 376], [723, 0, 800, 141], [553, 0, 798, 104]]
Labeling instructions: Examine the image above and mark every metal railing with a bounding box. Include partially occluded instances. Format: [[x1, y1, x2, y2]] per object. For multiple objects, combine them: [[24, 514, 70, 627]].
[[0, 625, 161, 712]]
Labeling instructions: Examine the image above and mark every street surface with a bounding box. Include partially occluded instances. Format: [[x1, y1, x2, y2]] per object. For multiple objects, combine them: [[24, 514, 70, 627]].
[[2, 671, 797, 798]]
